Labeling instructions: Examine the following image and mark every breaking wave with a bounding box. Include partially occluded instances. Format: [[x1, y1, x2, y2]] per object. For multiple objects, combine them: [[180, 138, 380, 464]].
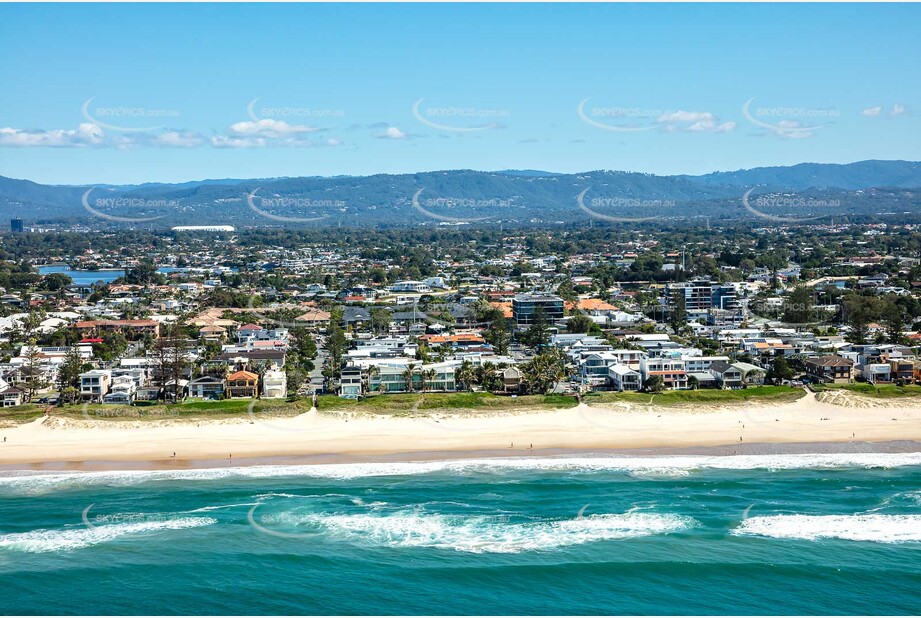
[[734, 514, 921, 543], [2, 453, 920, 495], [0, 517, 216, 553], [292, 510, 696, 553]]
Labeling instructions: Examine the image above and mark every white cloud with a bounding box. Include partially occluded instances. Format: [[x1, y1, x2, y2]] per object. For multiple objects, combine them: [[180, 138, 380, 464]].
[[211, 135, 268, 148], [377, 126, 408, 140], [656, 110, 735, 133], [228, 118, 319, 138], [687, 120, 736, 133], [862, 104, 909, 119], [152, 130, 205, 148], [0, 123, 104, 147], [657, 110, 715, 124]]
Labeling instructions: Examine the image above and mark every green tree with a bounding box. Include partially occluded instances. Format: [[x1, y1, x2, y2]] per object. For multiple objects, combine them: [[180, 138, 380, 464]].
[[370, 308, 393, 335], [842, 295, 878, 345], [520, 307, 551, 349], [521, 348, 566, 395], [566, 312, 595, 334], [56, 346, 85, 405], [783, 286, 814, 323], [766, 356, 794, 385], [644, 375, 665, 393], [881, 298, 907, 344]]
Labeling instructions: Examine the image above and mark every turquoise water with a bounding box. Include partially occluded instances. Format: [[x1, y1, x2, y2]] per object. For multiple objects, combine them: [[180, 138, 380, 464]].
[[38, 266, 185, 285], [1, 453, 920, 615]]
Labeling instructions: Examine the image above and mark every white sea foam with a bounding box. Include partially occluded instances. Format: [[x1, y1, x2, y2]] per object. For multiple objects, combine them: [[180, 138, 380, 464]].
[[734, 514, 921, 543], [2, 453, 920, 495], [187, 502, 259, 513], [299, 511, 695, 553], [0, 517, 216, 553]]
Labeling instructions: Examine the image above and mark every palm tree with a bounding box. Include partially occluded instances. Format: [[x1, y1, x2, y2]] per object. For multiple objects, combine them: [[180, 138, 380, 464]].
[[456, 359, 477, 391], [423, 369, 437, 392], [366, 366, 380, 396], [401, 363, 416, 393]]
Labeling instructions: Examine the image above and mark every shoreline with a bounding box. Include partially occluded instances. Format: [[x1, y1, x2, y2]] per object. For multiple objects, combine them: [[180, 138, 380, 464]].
[[2, 392, 921, 471], [3, 439, 921, 473]]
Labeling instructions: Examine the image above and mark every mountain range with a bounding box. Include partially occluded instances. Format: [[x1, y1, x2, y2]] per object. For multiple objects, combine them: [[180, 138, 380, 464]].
[[1, 160, 918, 228]]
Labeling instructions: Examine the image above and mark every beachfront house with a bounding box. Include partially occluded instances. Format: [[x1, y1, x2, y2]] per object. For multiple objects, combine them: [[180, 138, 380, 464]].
[[339, 366, 363, 398], [498, 366, 524, 394], [102, 375, 137, 404], [226, 370, 259, 398], [805, 355, 854, 384], [609, 364, 641, 392], [189, 375, 226, 400], [80, 369, 112, 402], [639, 357, 687, 390], [262, 368, 287, 399], [862, 363, 892, 384], [709, 360, 743, 389], [0, 386, 27, 407]]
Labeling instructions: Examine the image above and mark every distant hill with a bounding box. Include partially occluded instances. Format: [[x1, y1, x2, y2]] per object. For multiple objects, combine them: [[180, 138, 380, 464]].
[[686, 160, 921, 190], [1, 160, 918, 228]]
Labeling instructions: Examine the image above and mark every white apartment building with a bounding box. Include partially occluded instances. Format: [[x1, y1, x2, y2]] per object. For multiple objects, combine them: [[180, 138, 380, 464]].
[[80, 369, 112, 402], [262, 368, 287, 399], [639, 357, 688, 390]]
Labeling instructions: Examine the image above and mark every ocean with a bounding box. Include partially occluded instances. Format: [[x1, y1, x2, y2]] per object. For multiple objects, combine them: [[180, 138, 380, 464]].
[[1, 453, 920, 615]]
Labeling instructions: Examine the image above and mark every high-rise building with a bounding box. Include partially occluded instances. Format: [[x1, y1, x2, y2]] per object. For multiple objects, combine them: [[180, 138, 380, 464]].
[[512, 292, 564, 326], [10, 218, 24, 233], [666, 278, 714, 311]]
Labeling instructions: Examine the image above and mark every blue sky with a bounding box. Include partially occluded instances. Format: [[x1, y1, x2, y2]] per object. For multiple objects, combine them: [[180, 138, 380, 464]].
[[0, 3, 918, 184]]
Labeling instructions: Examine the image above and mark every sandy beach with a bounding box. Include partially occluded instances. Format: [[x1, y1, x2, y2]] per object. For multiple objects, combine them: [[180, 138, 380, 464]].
[[1, 390, 920, 469]]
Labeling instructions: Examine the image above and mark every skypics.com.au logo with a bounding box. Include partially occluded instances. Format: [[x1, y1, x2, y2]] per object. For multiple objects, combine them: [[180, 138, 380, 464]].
[[411, 98, 509, 132], [577, 99, 661, 132], [81, 188, 175, 223], [742, 97, 838, 138], [411, 188, 508, 223], [742, 188, 837, 223], [576, 188, 672, 223], [81, 98, 180, 133], [246, 188, 338, 224], [247, 97, 346, 121]]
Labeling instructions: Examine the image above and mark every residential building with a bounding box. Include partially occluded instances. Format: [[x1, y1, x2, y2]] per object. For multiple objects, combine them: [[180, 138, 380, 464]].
[[102, 375, 137, 404], [512, 293, 564, 326], [609, 364, 641, 392], [74, 319, 160, 339], [805, 355, 854, 384], [80, 369, 112, 401], [262, 368, 287, 399], [890, 359, 914, 383], [339, 366, 364, 398], [862, 363, 891, 384], [0, 387, 26, 407], [666, 278, 714, 311], [226, 370, 259, 398], [639, 357, 688, 390], [708, 360, 743, 389], [189, 375, 226, 399], [497, 366, 523, 393]]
